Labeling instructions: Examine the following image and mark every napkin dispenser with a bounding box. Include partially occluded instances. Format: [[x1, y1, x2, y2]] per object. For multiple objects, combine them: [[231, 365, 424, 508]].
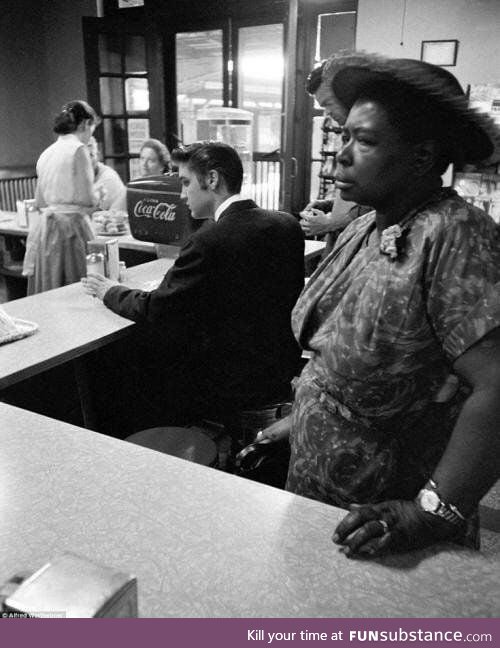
[[86, 239, 120, 280], [0, 553, 137, 618], [104, 238, 120, 281]]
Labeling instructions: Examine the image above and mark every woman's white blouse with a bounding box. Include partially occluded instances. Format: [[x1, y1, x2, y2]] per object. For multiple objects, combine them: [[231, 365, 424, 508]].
[[35, 133, 95, 210]]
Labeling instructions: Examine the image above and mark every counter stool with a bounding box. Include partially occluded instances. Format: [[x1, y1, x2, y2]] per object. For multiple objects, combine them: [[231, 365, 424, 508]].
[[126, 426, 218, 467], [206, 401, 293, 471], [126, 402, 292, 471]]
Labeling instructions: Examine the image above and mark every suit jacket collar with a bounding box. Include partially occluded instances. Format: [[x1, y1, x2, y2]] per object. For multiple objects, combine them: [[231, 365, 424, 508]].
[[217, 199, 258, 222]]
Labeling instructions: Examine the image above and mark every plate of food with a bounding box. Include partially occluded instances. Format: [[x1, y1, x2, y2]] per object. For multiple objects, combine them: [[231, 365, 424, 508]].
[[97, 230, 128, 237], [93, 210, 129, 236]]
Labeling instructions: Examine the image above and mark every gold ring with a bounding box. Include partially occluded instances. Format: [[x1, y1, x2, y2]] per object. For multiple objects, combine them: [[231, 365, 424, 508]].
[[379, 519, 389, 534]]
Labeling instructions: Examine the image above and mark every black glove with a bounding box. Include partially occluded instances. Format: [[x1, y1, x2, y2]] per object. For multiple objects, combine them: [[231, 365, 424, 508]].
[[332, 499, 464, 558]]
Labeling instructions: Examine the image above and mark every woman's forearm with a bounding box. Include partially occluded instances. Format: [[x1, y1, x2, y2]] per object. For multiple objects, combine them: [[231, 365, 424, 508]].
[[431, 384, 500, 517], [258, 413, 292, 441]]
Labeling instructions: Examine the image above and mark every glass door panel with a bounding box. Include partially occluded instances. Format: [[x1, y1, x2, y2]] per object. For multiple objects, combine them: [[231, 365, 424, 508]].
[[238, 23, 284, 209], [125, 77, 150, 112], [172, 21, 284, 209], [127, 118, 150, 154], [100, 77, 124, 114], [103, 118, 127, 155], [98, 33, 121, 73], [238, 24, 284, 154], [316, 12, 356, 61], [125, 35, 147, 74], [90, 29, 151, 182], [176, 30, 223, 144]]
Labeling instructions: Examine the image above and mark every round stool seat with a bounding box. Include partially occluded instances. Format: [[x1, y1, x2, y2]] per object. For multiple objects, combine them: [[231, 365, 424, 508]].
[[126, 426, 218, 467]]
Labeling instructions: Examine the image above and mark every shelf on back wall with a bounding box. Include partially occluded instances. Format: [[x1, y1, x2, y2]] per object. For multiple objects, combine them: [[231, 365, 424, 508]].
[[316, 114, 342, 200]]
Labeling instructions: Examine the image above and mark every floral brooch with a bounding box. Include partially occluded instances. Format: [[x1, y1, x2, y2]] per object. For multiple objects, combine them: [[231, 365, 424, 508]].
[[380, 224, 403, 261]]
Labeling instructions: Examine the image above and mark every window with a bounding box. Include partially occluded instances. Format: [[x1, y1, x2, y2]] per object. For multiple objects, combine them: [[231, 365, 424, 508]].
[[176, 30, 224, 144], [96, 32, 151, 181], [237, 24, 284, 154]]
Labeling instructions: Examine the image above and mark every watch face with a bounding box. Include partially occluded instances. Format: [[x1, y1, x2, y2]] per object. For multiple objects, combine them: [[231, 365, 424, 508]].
[[419, 489, 440, 513]]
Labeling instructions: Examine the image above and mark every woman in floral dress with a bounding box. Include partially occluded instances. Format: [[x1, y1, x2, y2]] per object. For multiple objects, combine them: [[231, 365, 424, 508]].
[[261, 53, 500, 557]]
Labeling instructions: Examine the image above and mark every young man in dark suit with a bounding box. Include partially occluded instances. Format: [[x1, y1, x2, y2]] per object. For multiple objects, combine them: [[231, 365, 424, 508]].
[[82, 141, 304, 435]]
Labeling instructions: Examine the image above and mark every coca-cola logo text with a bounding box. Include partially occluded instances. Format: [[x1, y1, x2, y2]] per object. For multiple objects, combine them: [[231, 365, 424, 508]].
[[133, 199, 177, 221]]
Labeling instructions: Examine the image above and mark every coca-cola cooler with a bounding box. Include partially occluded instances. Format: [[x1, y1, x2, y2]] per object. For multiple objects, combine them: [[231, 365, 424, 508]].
[[127, 173, 191, 245]]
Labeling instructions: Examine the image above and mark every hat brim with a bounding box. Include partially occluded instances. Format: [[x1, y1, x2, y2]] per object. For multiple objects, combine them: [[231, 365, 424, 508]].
[[330, 55, 499, 164]]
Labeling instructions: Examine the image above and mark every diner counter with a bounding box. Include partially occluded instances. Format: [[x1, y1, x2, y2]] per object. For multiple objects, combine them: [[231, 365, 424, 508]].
[[0, 258, 174, 389], [0, 402, 498, 618], [0, 211, 326, 261], [0, 210, 159, 255]]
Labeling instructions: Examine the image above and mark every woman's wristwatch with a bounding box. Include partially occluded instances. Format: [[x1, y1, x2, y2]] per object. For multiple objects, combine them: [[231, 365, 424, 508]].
[[416, 479, 466, 527]]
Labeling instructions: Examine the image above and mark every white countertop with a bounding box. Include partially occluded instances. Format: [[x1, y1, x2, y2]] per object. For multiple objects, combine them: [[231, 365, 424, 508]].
[[0, 402, 497, 618], [0, 258, 174, 388]]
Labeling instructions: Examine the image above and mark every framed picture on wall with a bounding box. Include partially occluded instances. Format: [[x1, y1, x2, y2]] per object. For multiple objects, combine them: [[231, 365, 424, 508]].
[[420, 40, 459, 67]]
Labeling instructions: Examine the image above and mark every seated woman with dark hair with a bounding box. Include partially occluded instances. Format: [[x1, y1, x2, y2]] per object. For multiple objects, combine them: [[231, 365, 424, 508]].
[[138, 138, 171, 177], [259, 52, 500, 557]]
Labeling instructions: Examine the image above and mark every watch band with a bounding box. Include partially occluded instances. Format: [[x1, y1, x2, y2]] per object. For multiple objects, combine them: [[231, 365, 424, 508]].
[[417, 479, 466, 526], [428, 479, 465, 521], [435, 501, 464, 524]]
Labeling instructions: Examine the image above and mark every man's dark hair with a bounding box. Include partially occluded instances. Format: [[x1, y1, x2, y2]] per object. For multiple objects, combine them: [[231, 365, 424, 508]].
[[171, 141, 243, 194], [306, 61, 326, 95]]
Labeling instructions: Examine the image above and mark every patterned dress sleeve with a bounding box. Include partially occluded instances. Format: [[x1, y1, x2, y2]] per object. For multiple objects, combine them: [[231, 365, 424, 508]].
[[424, 201, 500, 361]]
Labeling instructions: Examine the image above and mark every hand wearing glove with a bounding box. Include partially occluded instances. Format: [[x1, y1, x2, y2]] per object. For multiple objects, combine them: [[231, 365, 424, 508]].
[[332, 499, 465, 558]]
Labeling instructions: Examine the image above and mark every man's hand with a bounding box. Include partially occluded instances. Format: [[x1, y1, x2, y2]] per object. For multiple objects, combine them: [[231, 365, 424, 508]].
[[81, 273, 119, 301], [299, 208, 336, 236], [332, 500, 463, 558]]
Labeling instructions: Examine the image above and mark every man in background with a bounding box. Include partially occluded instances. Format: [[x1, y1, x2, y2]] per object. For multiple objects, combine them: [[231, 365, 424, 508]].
[[82, 141, 304, 445], [300, 58, 371, 251]]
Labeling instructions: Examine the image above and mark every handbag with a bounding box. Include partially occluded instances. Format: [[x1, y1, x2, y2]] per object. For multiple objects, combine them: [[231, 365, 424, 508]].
[[234, 437, 291, 489]]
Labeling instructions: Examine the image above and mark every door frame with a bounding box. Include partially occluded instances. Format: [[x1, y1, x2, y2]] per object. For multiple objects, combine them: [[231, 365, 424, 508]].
[[282, 0, 357, 214], [82, 14, 166, 179], [89, 0, 358, 211]]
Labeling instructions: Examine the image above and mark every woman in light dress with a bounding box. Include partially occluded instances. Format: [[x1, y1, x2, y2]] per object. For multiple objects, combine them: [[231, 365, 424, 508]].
[[23, 100, 99, 294]]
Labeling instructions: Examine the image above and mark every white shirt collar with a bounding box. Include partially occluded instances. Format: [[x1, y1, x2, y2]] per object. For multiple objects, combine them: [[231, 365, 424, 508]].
[[214, 194, 243, 222]]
